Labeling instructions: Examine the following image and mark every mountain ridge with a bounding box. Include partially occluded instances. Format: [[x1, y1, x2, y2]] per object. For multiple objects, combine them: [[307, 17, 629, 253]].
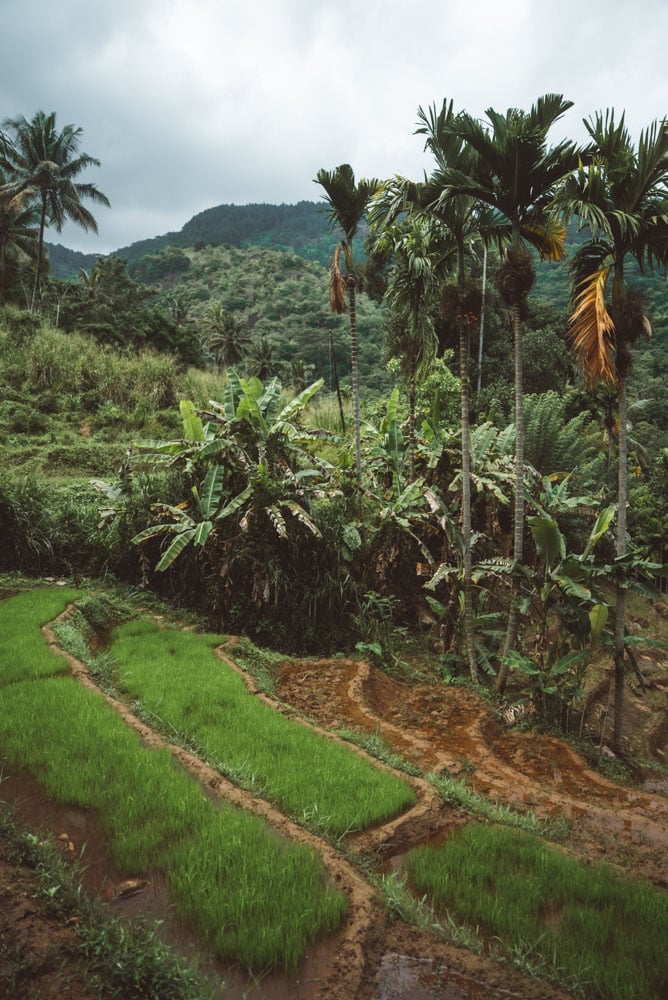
[[46, 200, 334, 279]]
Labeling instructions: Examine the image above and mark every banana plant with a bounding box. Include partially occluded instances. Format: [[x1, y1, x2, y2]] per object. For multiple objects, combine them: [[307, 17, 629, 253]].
[[132, 373, 337, 575], [131, 466, 251, 571], [499, 506, 615, 722]]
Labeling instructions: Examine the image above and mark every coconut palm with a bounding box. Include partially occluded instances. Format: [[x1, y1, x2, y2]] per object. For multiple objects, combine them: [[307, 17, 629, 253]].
[[315, 164, 380, 517], [203, 303, 250, 369], [0, 110, 110, 310], [434, 95, 580, 686], [557, 110, 668, 745], [0, 171, 38, 304]]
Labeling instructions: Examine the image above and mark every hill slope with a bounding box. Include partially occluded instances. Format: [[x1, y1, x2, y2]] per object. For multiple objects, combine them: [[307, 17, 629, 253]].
[[46, 201, 336, 279]]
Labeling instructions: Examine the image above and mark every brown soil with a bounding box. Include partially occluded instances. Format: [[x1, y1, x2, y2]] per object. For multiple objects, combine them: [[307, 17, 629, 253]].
[[1, 608, 666, 1000]]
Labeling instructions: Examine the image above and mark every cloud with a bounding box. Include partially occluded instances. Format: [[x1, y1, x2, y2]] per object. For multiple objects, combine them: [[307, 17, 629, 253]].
[[2, 0, 666, 253]]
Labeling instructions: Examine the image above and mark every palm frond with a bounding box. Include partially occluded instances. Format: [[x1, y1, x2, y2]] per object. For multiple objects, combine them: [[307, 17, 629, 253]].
[[520, 218, 567, 261], [569, 267, 617, 386], [329, 242, 347, 313]]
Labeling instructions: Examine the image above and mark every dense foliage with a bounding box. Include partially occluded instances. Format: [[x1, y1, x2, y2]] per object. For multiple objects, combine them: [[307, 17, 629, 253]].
[[1, 99, 666, 749]]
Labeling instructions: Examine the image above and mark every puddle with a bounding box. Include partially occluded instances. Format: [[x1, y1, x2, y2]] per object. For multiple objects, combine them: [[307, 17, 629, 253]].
[[376, 953, 497, 1000]]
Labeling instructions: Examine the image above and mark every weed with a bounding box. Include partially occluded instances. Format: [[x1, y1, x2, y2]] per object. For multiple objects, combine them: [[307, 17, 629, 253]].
[[427, 772, 571, 840]]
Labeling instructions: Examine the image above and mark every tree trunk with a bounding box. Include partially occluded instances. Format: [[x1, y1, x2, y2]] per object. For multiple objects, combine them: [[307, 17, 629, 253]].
[[31, 195, 47, 313], [460, 320, 478, 683], [497, 301, 524, 692], [408, 372, 416, 483], [348, 277, 364, 521], [329, 329, 346, 434], [613, 371, 628, 748], [476, 246, 487, 399]]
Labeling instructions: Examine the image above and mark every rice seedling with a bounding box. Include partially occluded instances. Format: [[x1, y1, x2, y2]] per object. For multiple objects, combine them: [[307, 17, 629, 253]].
[[109, 619, 416, 836], [0, 587, 82, 685], [0, 591, 348, 971], [406, 823, 668, 1000]]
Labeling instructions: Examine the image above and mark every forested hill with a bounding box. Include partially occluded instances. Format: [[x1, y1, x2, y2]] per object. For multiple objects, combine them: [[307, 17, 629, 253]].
[[46, 201, 667, 319], [46, 201, 336, 278]]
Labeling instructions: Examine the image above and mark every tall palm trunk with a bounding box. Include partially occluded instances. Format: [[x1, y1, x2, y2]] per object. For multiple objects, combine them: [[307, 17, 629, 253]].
[[613, 371, 627, 746], [347, 276, 364, 520], [459, 318, 477, 682], [476, 246, 487, 398], [408, 370, 416, 482], [497, 301, 524, 691], [31, 195, 47, 312], [612, 261, 628, 747]]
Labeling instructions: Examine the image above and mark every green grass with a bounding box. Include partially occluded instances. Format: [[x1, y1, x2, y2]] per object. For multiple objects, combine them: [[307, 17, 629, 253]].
[[0, 590, 347, 970], [406, 823, 668, 1000], [0, 587, 83, 684], [110, 619, 416, 836], [428, 772, 571, 840]]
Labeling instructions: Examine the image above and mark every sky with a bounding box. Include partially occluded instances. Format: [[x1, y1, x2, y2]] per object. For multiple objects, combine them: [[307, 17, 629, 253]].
[[2, 0, 667, 254]]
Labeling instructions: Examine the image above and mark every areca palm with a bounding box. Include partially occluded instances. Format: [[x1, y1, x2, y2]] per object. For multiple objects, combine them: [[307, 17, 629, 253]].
[[374, 214, 441, 480], [0, 172, 38, 304], [0, 110, 110, 310], [557, 110, 668, 745], [370, 100, 485, 682], [435, 95, 580, 685], [315, 164, 380, 517]]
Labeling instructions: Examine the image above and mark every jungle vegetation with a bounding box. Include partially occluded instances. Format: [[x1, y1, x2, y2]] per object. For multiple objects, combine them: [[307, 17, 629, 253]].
[[0, 98, 667, 754]]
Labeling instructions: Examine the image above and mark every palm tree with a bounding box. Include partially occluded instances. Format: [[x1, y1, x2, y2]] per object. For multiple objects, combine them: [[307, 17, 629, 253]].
[[0, 172, 38, 304], [370, 100, 485, 683], [373, 214, 440, 481], [203, 304, 250, 369], [247, 336, 283, 381], [0, 110, 110, 310], [315, 164, 380, 518], [557, 110, 668, 746], [435, 95, 580, 687]]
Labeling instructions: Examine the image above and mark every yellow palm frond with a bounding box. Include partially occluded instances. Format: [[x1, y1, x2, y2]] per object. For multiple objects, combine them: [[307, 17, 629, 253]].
[[569, 267, 617, 386], [329, 242, 347, 314], [522, 220, 567, 261]]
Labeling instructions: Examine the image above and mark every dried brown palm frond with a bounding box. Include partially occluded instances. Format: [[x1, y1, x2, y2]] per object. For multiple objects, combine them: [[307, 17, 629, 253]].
[[329, 242, 347, 314], [569, 267, 617, 387]]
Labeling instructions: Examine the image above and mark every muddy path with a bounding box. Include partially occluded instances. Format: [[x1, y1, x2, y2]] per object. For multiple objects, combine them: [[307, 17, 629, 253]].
[[2, 606, 665, 999], [276, 656, 668, 885]]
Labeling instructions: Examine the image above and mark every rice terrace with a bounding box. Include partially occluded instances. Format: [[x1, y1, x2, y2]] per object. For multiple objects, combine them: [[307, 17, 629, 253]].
[[0, 583, 666, 999]]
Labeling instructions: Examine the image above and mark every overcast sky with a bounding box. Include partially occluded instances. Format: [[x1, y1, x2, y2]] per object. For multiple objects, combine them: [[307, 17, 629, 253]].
[[2, 0, 666, 254]]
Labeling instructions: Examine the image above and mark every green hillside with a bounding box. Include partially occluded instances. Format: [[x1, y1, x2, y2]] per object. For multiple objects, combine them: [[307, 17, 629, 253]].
[[46, 201, 339, 279]]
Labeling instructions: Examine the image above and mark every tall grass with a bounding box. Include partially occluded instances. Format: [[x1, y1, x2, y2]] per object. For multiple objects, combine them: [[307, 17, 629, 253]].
[[0, 590, 347, 970], [110, 619, 416, 836], [406, 823, 668, 1000]]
